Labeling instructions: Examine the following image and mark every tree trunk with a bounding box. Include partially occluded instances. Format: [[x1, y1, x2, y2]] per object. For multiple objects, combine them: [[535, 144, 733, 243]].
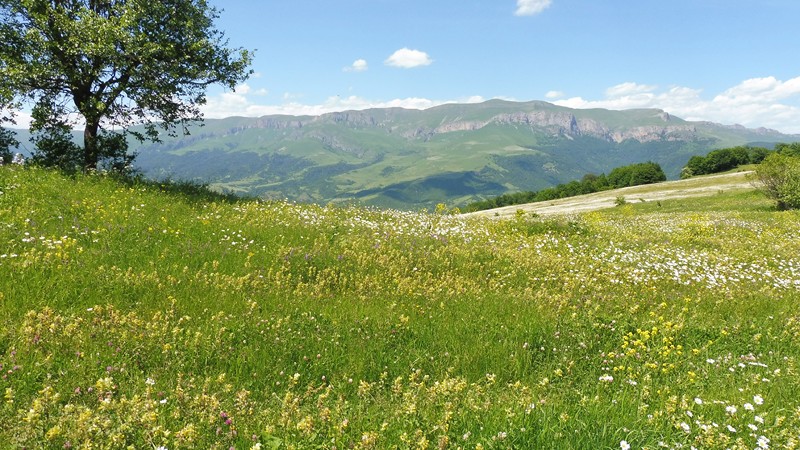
[[83, 120, 100, 171]]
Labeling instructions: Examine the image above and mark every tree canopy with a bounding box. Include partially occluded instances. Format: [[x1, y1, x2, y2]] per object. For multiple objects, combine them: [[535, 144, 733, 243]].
[[0, 0, 252, 171]]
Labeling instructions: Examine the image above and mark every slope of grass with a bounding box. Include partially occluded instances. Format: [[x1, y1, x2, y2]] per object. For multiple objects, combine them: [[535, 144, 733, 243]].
[[471, 171, 761, 218], [1, 166, 799, 449]]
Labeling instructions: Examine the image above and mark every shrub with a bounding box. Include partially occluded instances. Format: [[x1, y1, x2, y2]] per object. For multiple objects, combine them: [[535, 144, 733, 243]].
[[755, 153, 800, 210]]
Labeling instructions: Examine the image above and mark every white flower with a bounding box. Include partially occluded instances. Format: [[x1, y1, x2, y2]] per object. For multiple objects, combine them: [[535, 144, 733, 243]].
[[620, 440, 630, 450], [680, 422, 691, 433], [754, 415, 764, 424], [744, 402, 754, 411], [694, 397, 703, 405], [748, 423, 758, 431], [145, 377, 155, 386], [725, 405, 737, 415], [160, 398, 167, 404], [753, 394, 764, 405], [757, 435, 770, 449], [599, 374, 614, 383], [726, 424, 736, 433]]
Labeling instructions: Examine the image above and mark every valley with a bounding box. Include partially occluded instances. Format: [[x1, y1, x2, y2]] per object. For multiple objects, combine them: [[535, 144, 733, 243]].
[[126, 100, 797, 209]]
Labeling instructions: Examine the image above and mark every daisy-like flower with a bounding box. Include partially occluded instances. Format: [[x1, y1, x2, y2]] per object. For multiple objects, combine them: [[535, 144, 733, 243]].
[[694, 397, 703, 405], [725, 405, 737, 415], [744, 403, 754, 411], [726, 425, 736, 433], [620, 440, 630, 450], [753, 394, 764, 405]]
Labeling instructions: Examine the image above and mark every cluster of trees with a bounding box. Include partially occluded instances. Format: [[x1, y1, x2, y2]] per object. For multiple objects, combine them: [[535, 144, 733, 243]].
[[466, 162, 666, 212], [681, 145, 771, 178], [0, 0, 252, 173]]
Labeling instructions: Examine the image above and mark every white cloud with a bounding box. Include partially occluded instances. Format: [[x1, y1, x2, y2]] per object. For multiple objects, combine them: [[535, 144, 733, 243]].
[[515, 0, 552, 16], [233, 83, 251, 95], [200, 93, 485, 119], [605, 82, 658, 98], [553, 76, 800, 134], [545, 90, 564, 99], [385, 48, 433, 69], [344, 59, 368, 72]]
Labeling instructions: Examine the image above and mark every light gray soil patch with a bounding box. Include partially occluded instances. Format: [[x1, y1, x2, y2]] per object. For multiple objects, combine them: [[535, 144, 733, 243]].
[[466, 171, 757, 218]]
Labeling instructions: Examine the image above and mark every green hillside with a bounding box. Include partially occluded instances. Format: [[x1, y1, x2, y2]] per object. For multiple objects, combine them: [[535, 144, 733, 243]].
[[123, 100, 797, 209], [2, 166, 800, 448]]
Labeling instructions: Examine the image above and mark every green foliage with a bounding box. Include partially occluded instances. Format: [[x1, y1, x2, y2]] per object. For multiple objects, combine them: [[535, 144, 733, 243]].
[[681, 145, 771, 178], [0, 126, 16, 164], [606, 161, 666, 187], [755, 152, 800, 210], [775, 142, 800, 157], [28, 102, 84, 172], [466, 161, 665, 212], [0, 0, 252, 170]]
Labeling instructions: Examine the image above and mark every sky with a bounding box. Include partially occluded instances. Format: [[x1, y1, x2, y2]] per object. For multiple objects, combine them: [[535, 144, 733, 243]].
[[196, 0, 800, 134]]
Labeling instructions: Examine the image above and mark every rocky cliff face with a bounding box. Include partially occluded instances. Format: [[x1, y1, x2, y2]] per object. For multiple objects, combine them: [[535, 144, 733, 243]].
[[424, 111, 698, 144], [234, 101, 781, 146]]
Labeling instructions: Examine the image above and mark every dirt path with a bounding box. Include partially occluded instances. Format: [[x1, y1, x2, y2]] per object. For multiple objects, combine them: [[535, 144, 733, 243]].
[[466, 171, 757, 218]]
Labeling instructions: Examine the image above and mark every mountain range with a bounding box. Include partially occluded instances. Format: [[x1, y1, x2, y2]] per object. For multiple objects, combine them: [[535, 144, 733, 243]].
[[14, 100, 800, 209]]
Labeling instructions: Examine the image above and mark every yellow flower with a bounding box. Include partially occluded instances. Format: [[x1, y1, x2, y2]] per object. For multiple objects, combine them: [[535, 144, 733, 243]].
[[45, 425, 62, 440]]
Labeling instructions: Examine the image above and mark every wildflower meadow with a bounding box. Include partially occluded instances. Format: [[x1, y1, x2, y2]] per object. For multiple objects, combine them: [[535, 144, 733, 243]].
[[1, 166, 799, 449]]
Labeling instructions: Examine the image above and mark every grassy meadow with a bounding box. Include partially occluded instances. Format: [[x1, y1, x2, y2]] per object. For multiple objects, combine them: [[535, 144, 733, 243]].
[[1, 166, 799, 449]]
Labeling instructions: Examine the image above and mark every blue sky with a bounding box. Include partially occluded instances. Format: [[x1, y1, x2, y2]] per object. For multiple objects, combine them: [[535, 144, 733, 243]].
[[113, 1, 800, 134]]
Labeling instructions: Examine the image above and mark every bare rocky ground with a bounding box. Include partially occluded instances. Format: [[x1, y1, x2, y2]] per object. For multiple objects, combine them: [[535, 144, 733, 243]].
[[466, 171, 757, 218]]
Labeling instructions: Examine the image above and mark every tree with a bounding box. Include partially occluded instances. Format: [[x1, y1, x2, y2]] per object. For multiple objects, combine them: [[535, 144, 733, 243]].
[[0, 0, 252, 171], [755, 153, 800, 210]]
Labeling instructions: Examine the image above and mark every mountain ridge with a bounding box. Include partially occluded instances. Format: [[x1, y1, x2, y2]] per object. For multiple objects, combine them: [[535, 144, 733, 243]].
[[7, 100, 797, 209]]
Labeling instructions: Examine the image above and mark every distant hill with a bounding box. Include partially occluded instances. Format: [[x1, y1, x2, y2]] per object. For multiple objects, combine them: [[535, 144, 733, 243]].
[[9, 100, 799, 209]]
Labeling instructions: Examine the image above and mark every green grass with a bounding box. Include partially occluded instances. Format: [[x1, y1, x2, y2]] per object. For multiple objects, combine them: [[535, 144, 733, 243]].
[[1, 166, 800, 449]]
